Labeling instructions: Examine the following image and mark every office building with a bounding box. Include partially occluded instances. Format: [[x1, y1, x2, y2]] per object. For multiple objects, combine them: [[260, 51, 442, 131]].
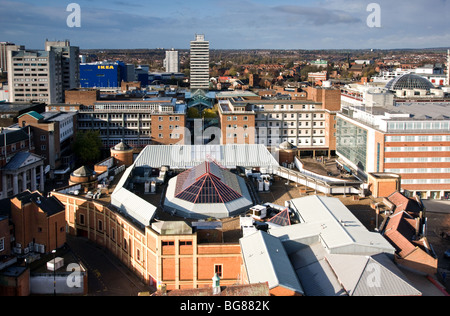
[[7, 49, 63, 104], [7, 41, 79, 104], [217, 85, 341, 158], [45, 40, 80, 92], [0, 42, 24, 73], [190, 34, 210, 90], [164, 49, 179, 73], [336, 100, 450, 200], [18, 111, 77, 179], [77, 98, 186, 148]]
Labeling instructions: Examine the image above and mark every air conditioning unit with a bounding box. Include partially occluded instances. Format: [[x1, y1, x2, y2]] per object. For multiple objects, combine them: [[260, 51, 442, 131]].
[[24, 248, 30, 255], [13, 247, 22, 254]]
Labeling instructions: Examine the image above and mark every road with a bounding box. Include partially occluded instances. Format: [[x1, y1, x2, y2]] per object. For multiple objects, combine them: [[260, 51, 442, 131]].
[[66, 235, 154, 296], [423, 200, 450, 214]]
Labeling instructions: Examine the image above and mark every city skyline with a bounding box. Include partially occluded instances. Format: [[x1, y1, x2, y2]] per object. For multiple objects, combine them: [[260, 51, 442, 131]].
[[1, 0, 449, 50]]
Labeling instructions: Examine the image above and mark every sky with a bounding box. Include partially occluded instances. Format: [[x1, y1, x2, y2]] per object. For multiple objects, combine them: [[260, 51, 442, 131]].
[[0, 0, 449, 50]]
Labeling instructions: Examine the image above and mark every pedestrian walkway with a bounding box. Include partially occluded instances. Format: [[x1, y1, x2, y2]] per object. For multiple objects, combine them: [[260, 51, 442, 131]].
[[66, 235, 154, 296]]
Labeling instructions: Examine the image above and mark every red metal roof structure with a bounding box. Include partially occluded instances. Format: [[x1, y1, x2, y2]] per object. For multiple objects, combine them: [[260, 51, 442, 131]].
[[174, 161, 243, 204], [267, 208, 291, 227]]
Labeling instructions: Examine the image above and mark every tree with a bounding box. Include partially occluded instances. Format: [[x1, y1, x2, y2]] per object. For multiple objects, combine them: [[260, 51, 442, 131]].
[[72, 130, 102, 165], [202, 108, 218, 119], [187, 107, 201, 119]]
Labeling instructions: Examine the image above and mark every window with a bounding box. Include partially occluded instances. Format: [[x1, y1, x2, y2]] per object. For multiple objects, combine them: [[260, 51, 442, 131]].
[[98, 220, 103, 232], [123, 238, 128, 251], [136, 249, 141, 261], [214, 264, 223, 278], [0, 237, 4, 252], [79, 214, 85, 225]]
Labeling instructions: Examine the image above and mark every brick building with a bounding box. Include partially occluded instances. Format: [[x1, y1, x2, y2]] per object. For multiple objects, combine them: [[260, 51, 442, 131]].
[[0, 215, 11, 257], [337, 101, 450, 199], [65, 88, 100, 107], [218, 86, 341, 157], [10, 190, 66, 254], [76, 98, 187, 148], [52, 192, 243, 290], [18, 111, 77, 179]]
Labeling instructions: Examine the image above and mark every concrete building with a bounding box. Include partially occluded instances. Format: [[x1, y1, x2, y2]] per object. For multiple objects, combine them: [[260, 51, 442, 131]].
[[337, 98, 450, 199], [7, 49, 63, 104], [76, 98, 187, 148], [44, 40, 80, 93], [0, 42, 24, 74], [240, 195, 421, 296], [164, 49, 179, 73], [190, 34, 210, 90]]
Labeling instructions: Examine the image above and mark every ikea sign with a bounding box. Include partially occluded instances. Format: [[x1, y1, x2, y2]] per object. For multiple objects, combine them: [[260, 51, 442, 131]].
[[98, 65, 115, 70]]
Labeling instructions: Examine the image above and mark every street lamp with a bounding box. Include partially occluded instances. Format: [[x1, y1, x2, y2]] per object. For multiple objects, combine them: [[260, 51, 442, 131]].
[[52, 249, 56, 296]]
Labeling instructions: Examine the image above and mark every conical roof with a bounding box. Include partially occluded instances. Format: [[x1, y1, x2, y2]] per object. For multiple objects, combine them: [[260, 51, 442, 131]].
[[72, 166, 94, 177], [113, 140, 132, 151], [279, 141, 295, 150], [174, 161, 243, 204]]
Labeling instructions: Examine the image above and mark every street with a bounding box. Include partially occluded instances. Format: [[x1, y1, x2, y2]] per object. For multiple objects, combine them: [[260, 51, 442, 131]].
[[66, 235, 154, 296]]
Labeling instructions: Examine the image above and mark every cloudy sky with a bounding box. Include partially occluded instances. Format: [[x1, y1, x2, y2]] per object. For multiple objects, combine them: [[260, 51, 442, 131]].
[[0, 0, 449, 50]]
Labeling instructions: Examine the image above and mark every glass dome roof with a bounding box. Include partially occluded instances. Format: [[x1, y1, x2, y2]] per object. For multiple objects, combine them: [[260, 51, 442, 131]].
[[385, 74, 435, 91]]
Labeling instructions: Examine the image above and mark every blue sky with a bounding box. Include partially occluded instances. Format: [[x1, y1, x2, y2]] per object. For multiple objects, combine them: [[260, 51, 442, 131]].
[[0, 0, 449, 50]]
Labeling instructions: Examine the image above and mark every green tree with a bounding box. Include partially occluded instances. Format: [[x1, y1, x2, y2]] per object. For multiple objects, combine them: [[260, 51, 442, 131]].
[[73, 130, 102, 165], [202, 108, 218, 119], [187, 107, 201, 119]]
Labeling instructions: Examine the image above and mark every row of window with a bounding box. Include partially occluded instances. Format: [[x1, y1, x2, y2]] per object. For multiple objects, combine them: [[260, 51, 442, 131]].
[[385, 168, 450, 174], [387, 121, 450, 131], [385, 146, 450, 152], [257, 121, 326, 127], [256, 113, 325, 119], [401, 179, 450, 184], [386, 135, 450, 142], [258, 138, 325, 145], [259, 129, 325, 136], [385, 157, 450, 163], [253, 104, 318, 110]]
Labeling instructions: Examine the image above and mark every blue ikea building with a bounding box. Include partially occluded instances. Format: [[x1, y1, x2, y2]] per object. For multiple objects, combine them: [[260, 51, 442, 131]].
[[80, 61, 128, 88]]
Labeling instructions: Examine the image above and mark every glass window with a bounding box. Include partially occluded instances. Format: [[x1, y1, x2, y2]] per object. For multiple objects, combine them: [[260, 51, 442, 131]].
[[336, 118, 368, 171]]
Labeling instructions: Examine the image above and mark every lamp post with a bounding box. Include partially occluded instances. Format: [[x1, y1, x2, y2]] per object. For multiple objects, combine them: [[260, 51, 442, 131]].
[[52, 249, 56, 296]]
